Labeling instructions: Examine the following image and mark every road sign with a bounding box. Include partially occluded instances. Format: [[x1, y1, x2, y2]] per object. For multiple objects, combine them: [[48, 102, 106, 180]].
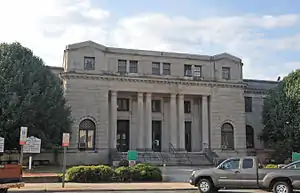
[[23, 136, 41, 153], [62, 133, 70, 147], [127, 150, 137, 161], [292, 152, 300, 161], [129, 160, 136, 167], [19, 127, 28, 145], [0, 137, 4, 153]]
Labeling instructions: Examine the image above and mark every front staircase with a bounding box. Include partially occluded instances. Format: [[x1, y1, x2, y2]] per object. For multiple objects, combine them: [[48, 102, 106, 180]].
[[110, 143, 215, 166]]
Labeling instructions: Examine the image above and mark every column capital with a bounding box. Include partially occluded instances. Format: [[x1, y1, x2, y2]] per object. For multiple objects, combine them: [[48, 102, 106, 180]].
[[137, 92, 143, 97], [111, 90, 117, 96], [202, 95, 208, 100], [178, 94, 184, 99], [170, 93, 176, 98], [145, 93, 152, 97]]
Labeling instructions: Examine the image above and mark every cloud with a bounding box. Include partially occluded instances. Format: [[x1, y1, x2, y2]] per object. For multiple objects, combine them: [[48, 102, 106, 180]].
[[0, 0, 299, 80]]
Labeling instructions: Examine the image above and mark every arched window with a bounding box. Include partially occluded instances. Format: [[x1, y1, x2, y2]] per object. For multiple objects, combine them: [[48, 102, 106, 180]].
[[221, 123, 234, 150], [246, 125, 254, 149], [79, 119, 96, 150]]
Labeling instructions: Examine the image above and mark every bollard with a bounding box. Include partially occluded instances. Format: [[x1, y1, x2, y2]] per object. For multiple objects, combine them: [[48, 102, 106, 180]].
[[162, 163, 168, 182]]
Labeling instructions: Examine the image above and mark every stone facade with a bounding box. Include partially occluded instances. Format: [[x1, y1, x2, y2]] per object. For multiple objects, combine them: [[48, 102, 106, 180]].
[[50, 41, 278, 165]]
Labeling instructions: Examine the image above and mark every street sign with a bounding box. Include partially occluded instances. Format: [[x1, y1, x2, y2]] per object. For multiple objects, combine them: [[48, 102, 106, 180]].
[[129, 160, 136, 167], [292, 152, 300, 161], [19, 127, 28, 145], [62, 133, 70, 147], [0, 137, 4, 153], [23, 136, 41, 153], [127, 150, 137, 161]]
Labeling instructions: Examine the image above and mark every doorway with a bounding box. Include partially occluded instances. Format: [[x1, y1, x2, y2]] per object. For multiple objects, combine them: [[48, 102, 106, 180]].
[[152, 121, 162, 152], [185, 121, 192, 152], [117, 120, 130, 152]]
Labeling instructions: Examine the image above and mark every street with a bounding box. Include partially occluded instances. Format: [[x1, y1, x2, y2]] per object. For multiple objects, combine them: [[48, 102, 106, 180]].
[[28, 190, 267, 193]]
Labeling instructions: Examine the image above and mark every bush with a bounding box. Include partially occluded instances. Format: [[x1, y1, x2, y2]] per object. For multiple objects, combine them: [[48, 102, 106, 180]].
[[118, 159, 129, 167], [65, 163, 162, 183], [264, 164, 278, 168], [65, 165, 114, 183]]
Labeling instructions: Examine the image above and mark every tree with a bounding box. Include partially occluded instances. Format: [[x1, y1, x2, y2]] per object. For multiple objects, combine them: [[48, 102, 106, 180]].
[[261, 70, 300, 162], [0, 42, 72, 150]]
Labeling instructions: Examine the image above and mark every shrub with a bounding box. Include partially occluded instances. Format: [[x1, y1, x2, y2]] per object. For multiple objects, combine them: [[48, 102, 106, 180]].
[[114, 166, 131, 182], [65, 165, 114, 183], [118, 159, 129, 167], [264, 164, 278, 168], [130, 163, 162, 182]]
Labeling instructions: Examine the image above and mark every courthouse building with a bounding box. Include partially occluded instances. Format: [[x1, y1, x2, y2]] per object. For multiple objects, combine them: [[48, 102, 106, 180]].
[[51, 41, 278, 165]]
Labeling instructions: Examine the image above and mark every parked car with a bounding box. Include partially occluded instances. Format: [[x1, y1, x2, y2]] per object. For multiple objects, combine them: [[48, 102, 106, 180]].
[[189, 156, 300, 193]]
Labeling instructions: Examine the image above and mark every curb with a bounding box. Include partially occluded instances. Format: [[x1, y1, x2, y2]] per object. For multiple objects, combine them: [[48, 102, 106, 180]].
[[11, 188, 198, 192]]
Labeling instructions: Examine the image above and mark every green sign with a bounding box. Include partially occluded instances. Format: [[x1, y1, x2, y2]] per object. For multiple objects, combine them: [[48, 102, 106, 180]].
[[127, 150, 138, 161], [292, 152, 300, 161]]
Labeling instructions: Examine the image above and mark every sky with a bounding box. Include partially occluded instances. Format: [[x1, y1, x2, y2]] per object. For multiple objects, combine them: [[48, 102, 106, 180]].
[[1, 0, 300, 80]]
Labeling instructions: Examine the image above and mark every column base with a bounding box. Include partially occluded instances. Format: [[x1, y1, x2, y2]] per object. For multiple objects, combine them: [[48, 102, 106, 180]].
[[174, 148, 187, 152]]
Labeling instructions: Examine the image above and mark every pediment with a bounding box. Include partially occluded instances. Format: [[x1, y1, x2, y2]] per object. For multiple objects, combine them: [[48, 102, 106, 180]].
[[213, 53, 242, 63], [65, 40, 107, 51]]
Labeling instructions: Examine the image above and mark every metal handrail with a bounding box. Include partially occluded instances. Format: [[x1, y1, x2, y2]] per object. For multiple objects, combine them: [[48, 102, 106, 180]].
[[168, 142, 192, 165]]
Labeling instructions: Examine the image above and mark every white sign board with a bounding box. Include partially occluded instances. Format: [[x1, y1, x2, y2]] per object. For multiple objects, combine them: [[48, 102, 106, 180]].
[[0, 137, 4, 153], [19, 126, 28, 145], [23, 136, 41, 153], [62, 133, 70, 147]]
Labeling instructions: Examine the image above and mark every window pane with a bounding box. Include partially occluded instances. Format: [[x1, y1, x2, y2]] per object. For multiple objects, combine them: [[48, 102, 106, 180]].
[[245, 97, 252, 112], [129, 60, 138, 73], [84, 57, 95, 70], [163, 63, 171, 75], [79, 130, 86, 147], [222, 159, 240, 169], [87, 130, 94, 149], [242, 159, 253, 169], [194, 65, 201, 77], [152, 100, 161, 112], [152, 62, 160, 75], [184, 65, 192, 76], [118, 60, 127, 73], [184, 101, 191, 113]]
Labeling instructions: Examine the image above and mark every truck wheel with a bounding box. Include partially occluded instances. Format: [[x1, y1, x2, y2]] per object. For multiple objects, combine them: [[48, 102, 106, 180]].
[[273, 181, 292, 193], [198, 178, 214, 193]]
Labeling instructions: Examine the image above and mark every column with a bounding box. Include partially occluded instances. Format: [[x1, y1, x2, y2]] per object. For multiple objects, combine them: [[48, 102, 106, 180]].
[[145, 93, 152, 150], [169, 94, 177, 148], [110, 91, 117, 149], [178, 94, 185, 150], [137, 92, 144, 150], [202, 95, 209, 150]]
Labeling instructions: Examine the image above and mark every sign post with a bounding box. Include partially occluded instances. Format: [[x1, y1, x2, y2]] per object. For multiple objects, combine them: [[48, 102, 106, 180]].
[[0, 137, 4, 153], [127, 150, 137, 167], [23, 136, 41, 170], [19, 127, 28, 165], [62, 133, 70, 188]]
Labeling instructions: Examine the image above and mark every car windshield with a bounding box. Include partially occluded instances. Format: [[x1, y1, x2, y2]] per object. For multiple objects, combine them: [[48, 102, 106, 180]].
[[283, 161, 300, 169]]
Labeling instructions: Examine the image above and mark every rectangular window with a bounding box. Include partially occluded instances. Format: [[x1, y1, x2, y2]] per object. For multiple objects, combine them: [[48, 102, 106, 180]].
[[194, 65, 202, 77], [245, 97, 252, 112], [184, 101, 191, 113], [152, 62, 160, 75], [129, 60, 138, 73], [184, 64, 192, 77], [163, 63, 171, 75], [242, 158, 253, 169], [84, 56, 95, 70], [118, 60, 127, 73], [79, 130, 95, 150], [117, 98, 130, 111], [222, 67, 230, 80], [152, 100, 161, 112]]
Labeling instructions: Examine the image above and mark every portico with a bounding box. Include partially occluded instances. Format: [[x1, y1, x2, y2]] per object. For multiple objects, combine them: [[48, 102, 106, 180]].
[[108, 90, 211, 152]]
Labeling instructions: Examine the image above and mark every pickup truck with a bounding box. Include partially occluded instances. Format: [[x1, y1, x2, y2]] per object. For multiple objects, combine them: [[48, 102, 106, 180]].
[[0, 164, 24, 193], [189, 156, 300, 193]]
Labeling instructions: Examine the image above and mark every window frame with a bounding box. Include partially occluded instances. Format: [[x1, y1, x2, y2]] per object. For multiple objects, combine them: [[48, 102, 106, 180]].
[[163, 63, 171, 75], [152, 62, 161, 75], [184, 64, 192, 77], [245, 97, 253, 112], [221, 123, 234, 150], [129, 60, 138, 73], [117, 98, 130, 111], [78, 119, 96, 150], [194, 65, 202, 77], [246, 125, 255, 149], [242, 158, 254, 169], [219, 158, 240, 170], [118, 59, 127, 73], [152, 100, 161, 113], [84, 56, 95, 70], [184, 100, 191, 113]]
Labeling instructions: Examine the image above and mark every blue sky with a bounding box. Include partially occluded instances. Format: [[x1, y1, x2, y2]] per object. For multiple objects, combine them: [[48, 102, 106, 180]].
[[0, 0, 300, 80]]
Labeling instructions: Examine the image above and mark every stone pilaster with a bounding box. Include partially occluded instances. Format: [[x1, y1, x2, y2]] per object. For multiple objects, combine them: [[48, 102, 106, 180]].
[[178, 94, 185, 150], [145, 93, 152, 150], [202, 95, 209, 150], [137, 92, 144, 150], [169, 93, 177, 148], [110, 91, 117, 149]]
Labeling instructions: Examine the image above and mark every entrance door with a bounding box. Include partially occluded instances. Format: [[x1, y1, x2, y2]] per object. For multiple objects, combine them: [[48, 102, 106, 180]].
[[185, 121, 192, 152], [117, 120, 130, 152], [152, 121, 162, 152]]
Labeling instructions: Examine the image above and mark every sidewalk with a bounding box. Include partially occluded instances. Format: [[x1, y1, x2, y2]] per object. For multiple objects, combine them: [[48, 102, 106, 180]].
[[9, 182, 197, 192]]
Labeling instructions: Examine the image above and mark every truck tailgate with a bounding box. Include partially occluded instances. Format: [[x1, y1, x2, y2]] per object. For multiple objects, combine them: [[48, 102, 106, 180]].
[[0, 164, 22, 184]]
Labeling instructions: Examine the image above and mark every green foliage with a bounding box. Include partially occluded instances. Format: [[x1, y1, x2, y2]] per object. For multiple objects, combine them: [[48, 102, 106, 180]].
[[65, 164, 162, 183], [264, 164, 278, 168], [65, 165, 114, 183], [118, 159, 129, 167], [261, 70, 300, 163], [0, 42, 72, 150]]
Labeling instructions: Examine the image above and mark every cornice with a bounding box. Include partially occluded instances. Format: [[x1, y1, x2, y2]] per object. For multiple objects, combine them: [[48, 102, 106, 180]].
[[59, 72, 247, 89], [244, 89, 270, 95]]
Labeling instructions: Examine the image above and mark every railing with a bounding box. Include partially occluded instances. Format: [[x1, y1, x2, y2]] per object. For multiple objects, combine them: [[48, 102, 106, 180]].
[[168, 143, 192, 165]]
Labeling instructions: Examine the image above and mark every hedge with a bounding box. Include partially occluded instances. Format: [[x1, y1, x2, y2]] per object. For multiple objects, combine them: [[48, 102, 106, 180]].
[[65, 163, 162, 183]]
